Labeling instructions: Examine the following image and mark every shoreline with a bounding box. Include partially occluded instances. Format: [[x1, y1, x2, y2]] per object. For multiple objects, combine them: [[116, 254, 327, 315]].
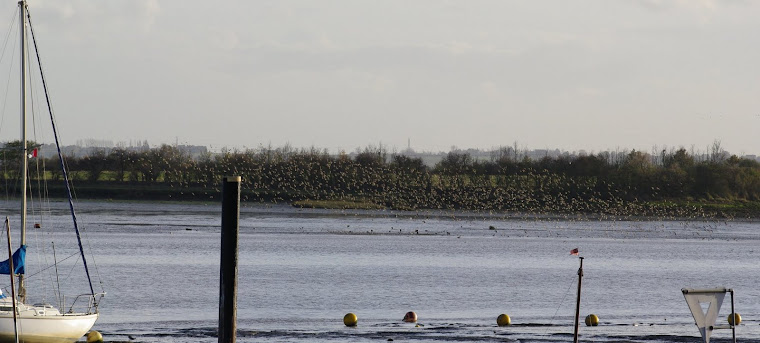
[[4, 181, 757, 221], [8, 196, 756, 223]]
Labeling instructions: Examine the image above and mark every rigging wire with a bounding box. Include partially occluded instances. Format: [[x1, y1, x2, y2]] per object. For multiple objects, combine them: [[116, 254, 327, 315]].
[[25, 20, 54, 303], [25, 9, 105, 296], [25, 4, 97, 300], [0, 9, 19, 153], [52, 242, 61, 310], [0, 250, 79, 290], [544, 274, 577, 335], [26, 22, 81, 305], [1, 7, 18, 115], [23, 22, 106, 296], [60, 252, 81, 286], [48, 242, 64, 308], [0, 8, 18, 66], [0, 3, 104, 304], [38, 157, 62, 303], [0, 21, 18, 202], [0, 9, 18, 79]]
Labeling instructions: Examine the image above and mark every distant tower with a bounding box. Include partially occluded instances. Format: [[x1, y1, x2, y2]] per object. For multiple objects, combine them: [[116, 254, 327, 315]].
[[408, 138, 411, 151]]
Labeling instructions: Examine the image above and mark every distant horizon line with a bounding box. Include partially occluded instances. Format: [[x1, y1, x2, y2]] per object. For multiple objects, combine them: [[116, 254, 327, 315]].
[[21, 140, 760, 159]]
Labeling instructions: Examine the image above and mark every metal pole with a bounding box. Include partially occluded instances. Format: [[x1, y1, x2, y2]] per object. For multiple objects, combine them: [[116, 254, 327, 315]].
[[573, 257, 584, 343], [730, 289, 736, 343], [219, 176, 241, 343], [52, 242, 62, 310], [18, 0, 28, 305], [6, 218, 19, 343]]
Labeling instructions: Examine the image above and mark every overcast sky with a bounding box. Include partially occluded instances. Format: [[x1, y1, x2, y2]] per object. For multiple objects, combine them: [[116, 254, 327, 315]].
[[0, 0, 758, 154]]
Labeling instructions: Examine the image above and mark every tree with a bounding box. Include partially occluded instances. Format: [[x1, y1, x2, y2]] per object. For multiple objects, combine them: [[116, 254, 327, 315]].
[[435, 151, 473, 175], [79, 149, 108, 182], [354, 145, 387, 166], [0, 140, 40, 181], [108, 147, 129, 182], [390, 155, 427, 173]]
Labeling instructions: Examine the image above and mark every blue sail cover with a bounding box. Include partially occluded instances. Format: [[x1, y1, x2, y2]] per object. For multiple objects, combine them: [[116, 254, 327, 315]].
[[0, 245, 26, 274]]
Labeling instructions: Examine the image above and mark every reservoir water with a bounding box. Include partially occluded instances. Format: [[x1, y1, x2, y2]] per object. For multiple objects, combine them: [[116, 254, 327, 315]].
[[3, 200, 759, 342]]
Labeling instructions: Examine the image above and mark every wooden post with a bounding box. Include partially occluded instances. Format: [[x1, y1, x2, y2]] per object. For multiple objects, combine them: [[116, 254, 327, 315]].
[[219, 176, 241, 343], [573, 257, 584, 343]]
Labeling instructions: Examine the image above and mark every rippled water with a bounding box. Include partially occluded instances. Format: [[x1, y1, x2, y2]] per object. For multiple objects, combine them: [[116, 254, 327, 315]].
[[2, 200, 758, 342]]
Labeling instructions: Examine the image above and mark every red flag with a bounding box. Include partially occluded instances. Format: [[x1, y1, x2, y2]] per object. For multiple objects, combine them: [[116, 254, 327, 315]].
[[32, 148, 37, 158], [570, 248, 579, 256]]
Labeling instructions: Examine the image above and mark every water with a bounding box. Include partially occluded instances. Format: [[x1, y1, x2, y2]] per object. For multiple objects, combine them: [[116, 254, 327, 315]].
[[3, 200, 759, 342]]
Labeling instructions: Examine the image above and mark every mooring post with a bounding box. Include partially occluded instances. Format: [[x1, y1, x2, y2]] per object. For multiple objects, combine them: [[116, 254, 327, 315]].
[[219, 176, 241, 343], [573, 257, 584, 343], [730, 289, 736, 343]]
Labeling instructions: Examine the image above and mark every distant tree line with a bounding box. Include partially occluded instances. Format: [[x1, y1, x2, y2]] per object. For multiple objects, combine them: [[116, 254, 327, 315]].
[[2, 141, 759, 217]]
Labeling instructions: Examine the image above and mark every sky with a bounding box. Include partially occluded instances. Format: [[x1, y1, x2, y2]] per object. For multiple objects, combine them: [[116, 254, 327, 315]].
[[0, 0, 758, 155]]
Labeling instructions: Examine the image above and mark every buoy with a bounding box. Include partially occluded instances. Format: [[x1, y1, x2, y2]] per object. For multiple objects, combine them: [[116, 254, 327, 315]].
[[497, 313, 511, 326], [86, 331, 103, 343], [728, 312, 742, 326], [403, 311, 417, 323], [343, 313, 358, 327], [585, 314, 599, 326]]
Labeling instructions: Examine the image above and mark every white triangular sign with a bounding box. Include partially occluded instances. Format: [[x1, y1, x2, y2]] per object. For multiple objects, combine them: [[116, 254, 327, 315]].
[[683, 289, 726, 343]]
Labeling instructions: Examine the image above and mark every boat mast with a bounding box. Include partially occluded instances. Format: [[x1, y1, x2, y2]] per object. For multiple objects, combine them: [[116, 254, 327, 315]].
[[18, 0, 28, 303]]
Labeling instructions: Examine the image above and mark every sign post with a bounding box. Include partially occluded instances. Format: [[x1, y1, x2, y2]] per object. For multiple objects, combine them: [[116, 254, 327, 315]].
[[682, 288, 736, 343]]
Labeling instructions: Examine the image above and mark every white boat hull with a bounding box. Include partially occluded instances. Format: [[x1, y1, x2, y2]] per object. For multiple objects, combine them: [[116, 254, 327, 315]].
[[0, 313, 98, 343]]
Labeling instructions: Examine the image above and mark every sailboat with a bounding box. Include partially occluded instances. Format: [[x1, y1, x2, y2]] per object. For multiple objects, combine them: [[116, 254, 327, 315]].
[[0, 1, 102, 342]]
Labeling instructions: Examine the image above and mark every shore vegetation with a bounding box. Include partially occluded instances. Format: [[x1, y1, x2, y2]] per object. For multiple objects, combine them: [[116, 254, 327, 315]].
[[4, 142, 760, 219]]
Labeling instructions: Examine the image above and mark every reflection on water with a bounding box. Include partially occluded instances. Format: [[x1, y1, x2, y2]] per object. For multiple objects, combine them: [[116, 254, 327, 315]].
[[2, 200, 758, 342]]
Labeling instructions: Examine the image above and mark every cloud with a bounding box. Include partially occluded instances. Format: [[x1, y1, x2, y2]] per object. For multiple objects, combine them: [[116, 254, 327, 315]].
[[28, 0, 161, 35], [631, 0, 751, 13], [634, 0, 717, 10], [135, 0, 161, 33], [10, 0, 760, 153]]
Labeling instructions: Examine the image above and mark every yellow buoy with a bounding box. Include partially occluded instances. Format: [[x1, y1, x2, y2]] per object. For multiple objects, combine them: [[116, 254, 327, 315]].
[[497, 314, 511, 326], [728, 313, 742, 326], [585, 314, 599, 326], [343, 313, 358, 327], [403, 311, 418, 323], [86, 331, 103, 343]]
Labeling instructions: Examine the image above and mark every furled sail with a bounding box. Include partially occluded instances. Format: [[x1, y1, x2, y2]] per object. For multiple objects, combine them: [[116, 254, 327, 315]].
[[0, 245, 26, 274]]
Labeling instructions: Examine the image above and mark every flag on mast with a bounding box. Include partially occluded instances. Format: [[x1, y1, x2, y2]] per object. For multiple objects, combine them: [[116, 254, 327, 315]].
[[570, 248, 579, 255]]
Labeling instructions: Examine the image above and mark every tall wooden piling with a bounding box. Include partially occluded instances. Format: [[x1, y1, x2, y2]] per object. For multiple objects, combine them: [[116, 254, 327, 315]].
[[219, 176, 241, 343]]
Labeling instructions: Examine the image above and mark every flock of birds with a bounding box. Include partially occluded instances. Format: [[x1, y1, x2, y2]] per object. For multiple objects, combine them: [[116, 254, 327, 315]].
[[56, 147, 747, 221]]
